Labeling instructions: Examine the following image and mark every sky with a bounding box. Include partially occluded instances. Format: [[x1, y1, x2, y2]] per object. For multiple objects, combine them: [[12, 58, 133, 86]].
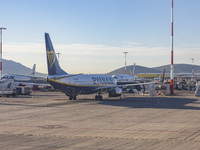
[[0, 0, 200, 74]]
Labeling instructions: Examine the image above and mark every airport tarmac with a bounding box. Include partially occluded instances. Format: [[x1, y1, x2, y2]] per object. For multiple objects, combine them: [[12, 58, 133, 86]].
[[0, 90, 200, 150]]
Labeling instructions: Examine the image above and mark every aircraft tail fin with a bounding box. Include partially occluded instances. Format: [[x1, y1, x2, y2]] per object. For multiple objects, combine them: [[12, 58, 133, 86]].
[[45, 33, 67, 75], [132, 63, 136, 76], [162, 69, 165, 82], [30, 64, 36, 76]]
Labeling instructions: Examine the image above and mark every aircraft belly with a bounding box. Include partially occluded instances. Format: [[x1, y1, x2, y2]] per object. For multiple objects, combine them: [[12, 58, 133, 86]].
[[49, 80, 96, 95]]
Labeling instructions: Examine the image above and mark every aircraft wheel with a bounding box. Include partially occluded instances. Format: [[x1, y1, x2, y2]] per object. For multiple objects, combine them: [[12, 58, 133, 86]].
[[99, 95, 102, 100], [95, 95, 102, 100], [69, 95, 73, 100], [73, 95, 76, 100]]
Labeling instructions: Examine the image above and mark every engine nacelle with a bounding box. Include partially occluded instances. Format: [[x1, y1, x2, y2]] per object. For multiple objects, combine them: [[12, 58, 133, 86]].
[[109, 87, 122, 97]]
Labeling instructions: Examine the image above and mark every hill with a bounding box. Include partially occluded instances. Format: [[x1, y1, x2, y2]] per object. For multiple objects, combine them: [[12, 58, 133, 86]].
[[2, 59, 199, 77], [107, 65, 160, 76], [2, 59, 47, 77], [152, 64, 200, 73], [107, 64, 200, 76]]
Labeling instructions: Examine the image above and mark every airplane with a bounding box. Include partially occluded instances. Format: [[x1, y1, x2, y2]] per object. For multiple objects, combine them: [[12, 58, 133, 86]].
[[2, 64, 39, 81], [112, 63, 143, 93], [45, 33, 126, 100], [112, 63, 136, 84], [1, 64, 51, 90]]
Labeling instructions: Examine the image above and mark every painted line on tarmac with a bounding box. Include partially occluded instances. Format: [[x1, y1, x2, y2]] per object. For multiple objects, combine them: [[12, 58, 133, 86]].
[[0, 124, 200, 134]]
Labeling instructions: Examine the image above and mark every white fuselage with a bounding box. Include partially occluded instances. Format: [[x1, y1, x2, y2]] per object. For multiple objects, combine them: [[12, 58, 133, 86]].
[[112, 74, 135, 83], [49, 74, 117, 87], [48, 74, 118, 95]]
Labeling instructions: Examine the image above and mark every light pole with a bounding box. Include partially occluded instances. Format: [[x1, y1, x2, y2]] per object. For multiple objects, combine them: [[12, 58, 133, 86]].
[[56, 53, 61, 62], [123, 52, 128, 75], [170, 0, 174, 94], [191, 58, 194, 76], [0, 27, 6, 78]]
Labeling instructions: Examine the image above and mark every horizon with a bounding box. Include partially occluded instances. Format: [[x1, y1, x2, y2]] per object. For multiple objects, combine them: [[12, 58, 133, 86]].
[[3, 58, 199, 75]]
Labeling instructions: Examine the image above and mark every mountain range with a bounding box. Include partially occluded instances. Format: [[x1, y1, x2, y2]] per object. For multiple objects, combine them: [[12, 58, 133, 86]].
[[2, 59, 47, 77], [107, 64, 200, 76], [2, 59, 199, 77]]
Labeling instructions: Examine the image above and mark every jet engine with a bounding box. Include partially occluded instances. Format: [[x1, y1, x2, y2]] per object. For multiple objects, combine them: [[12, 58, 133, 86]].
[[109, 87, 122, 97]]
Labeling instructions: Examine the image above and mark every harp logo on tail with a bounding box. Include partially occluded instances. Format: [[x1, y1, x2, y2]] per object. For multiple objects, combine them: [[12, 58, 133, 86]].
[[47, 50, 55, 68]]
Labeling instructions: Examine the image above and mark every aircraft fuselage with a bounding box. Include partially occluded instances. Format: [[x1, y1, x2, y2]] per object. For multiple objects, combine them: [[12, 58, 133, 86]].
[[48, 74, 117, 95]]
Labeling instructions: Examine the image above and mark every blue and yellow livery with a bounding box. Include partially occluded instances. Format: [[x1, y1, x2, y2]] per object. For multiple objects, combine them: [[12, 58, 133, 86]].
[[45, 33, 122, 100]]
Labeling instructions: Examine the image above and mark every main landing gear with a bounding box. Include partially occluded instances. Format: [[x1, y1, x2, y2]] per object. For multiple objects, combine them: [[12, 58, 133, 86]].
[[95, 91, 102, 100], [69, 95, 76, 100], [95, 95, 102, 100]]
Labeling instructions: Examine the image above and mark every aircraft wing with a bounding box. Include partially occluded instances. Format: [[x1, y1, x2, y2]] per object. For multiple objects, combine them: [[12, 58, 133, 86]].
[[17, 82, 52, 88], [93, 82, 154, 92], [93, 85, 123, 91], [93, 82, 147, 91]]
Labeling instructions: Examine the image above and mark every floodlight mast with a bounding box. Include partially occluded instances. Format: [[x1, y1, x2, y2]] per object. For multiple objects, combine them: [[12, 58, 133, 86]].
[[191, 58, 194, 76], [123, 52, 128, 75], [170, 0, 174, 94], [56, 53, 61, 62], [0, 27, 6, 78]]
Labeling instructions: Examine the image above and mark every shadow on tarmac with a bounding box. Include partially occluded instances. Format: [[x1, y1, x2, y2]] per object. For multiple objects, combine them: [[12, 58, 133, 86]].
[[98, 96, 200, 110], [1, 92, 200, 110]]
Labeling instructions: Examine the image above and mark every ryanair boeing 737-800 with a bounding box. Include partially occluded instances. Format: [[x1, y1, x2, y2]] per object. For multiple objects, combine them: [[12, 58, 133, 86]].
[[45, 33, 123, 100]]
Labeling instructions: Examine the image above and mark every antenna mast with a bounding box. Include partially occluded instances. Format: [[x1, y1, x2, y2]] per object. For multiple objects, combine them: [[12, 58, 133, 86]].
[[170, 0, 174, 94], [0, 27, 6, 78], [123, 52, 128, 75]]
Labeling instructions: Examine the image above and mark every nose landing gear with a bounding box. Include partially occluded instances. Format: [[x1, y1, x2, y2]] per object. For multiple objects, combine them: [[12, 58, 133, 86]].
[[95, 95, 102, 100], [95, 91, 102, 100], [69, 95, 76, 100]]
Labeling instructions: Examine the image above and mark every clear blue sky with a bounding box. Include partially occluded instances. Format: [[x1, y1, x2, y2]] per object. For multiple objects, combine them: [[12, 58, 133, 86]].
[[0, 0, 200, 74]]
